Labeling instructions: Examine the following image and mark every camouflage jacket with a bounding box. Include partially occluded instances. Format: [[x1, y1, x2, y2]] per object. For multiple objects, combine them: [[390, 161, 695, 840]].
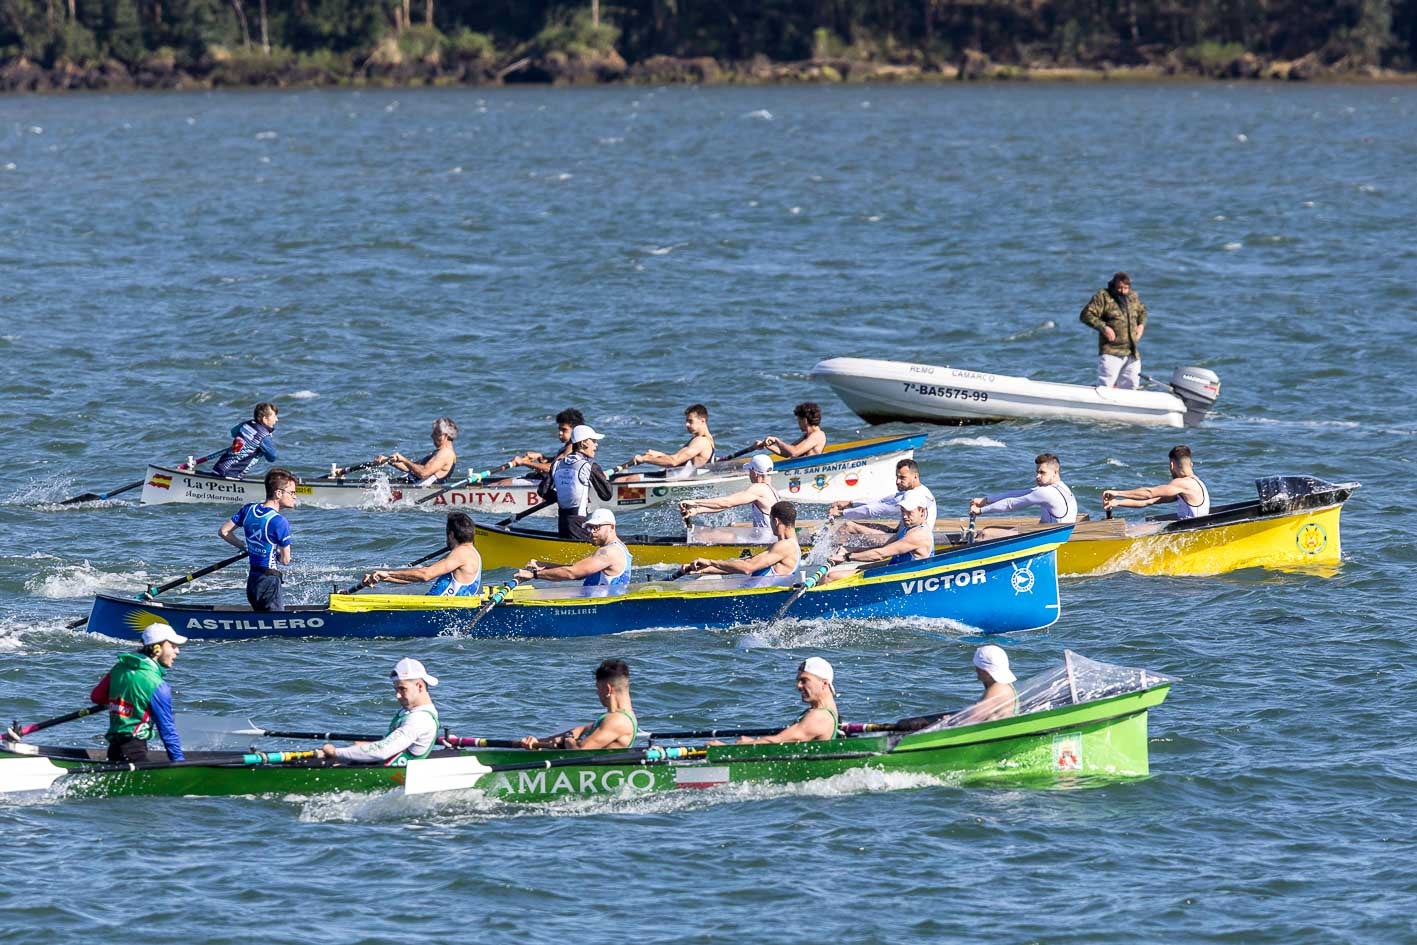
[[1079, 288, 1147, 357]]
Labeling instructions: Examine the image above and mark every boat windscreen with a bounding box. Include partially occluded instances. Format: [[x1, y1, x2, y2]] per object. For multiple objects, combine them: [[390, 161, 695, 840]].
[[924, 650, 1178, 730]]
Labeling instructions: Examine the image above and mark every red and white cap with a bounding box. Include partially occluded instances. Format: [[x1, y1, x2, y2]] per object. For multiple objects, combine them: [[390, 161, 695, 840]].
[[390, 657, 439, 687]]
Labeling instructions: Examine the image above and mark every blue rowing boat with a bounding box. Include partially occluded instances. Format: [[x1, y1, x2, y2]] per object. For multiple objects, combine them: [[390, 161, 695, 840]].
[[83, 526, 1070, 640]]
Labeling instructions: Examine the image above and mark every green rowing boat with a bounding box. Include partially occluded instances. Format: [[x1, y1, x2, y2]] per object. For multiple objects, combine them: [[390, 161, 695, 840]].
[[0, 653, 1174, 801]]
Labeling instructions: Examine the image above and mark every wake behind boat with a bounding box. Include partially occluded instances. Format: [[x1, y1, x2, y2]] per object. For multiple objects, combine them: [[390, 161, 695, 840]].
[[0, 652, 1173, 800], [80, 526, 1070, 640], [136, 433, 924, 512], [813, 356, 1220, 427]]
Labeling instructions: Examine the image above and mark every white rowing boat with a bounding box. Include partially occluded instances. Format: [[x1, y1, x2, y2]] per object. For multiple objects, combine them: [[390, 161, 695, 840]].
[[137, 433, 925, 512], [812, 357, 1220, 428]]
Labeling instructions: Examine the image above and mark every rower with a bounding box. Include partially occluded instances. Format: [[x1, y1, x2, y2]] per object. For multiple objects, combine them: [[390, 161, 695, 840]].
[[361, 512, 482, 597], [1102, 444, 1210, 519], [680, 453, 781, 543], [968, 452, 1078, 538], [629, 404, 715, 475], [537, 424, 613, 539], [218, 467, 297, 613], [828, 458, 937, 540], [825, 490, 932, 582], [711, 657, 838, 745], [520, 659, 637, 751], [377, 417, 459, 485], [515, 509, 631, 590], [509, 408, 585, 480], [89, 622, 188, 763], [317, 659, 440, 766], [756, 401, 827, 458], [685, 501, 801, 580], [895, 645, 1019, 731], [212, 401, 280, 480]]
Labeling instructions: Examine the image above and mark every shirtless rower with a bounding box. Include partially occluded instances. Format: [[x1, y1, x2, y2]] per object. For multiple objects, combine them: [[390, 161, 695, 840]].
[[679, 453, 781, 543], [630, 404, 715, 473], [826, 491, 932, 581], [828, 458, 937, 540], [968, 453, 1078, 538], [377, 417, 459, 485], [894, 645, 1019, 731], [515, 508, 631, 590], [361, 511, 482, 598], [685, 501, 801, 579], [1102, 444, 1210, 519], [520, 659, 637, 751], [756, 402, 827, 458], [317, 659, 441, 766], [711, 657, 839, 746]]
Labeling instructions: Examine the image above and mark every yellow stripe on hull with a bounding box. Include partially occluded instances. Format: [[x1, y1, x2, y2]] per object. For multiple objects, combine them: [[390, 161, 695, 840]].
[[1058, 503, 1345, 577]]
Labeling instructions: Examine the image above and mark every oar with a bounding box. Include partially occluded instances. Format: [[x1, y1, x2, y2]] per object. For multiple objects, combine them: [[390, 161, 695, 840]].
[[759, 563, 831, 630], [642, 725, 785, 740], [5, 704, 104, 741], [414, 462, 516, 506], [65, 550, 248, 630], [840, 714, 949, 735], [58, 451, 220, 505], [963, 510, 978, 546], [315, 458, 391, 481], [0, 749, 323, 795], [403, 745, 702, 796], [334, 543, 456, 597], [460, 577, 523, 634], [719, 443, 761, 462], [494, 498, 555, 528], [439, 735, 540, 750]]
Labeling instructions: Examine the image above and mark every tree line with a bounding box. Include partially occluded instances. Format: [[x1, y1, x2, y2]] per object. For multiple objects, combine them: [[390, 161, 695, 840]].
[[2, 0, 1415, 79]]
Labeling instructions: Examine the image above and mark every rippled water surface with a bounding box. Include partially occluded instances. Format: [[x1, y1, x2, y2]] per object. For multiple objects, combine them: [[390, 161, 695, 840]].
[[1, 83, 1415, 944]]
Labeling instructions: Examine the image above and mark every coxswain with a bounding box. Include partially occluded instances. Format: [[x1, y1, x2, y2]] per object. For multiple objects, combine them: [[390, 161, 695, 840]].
[[516, 508, 631, 589], [756, 402, 827, 458], [680, 453, 781, 543], [89, 622, 188, 763], [1102, 444, 1210, 519], [685, 501, 801, 579], [361, 511, 482, 597], [537, 424, 613, 539], [711, 657, 838, 746], [630, 404, 715, 474], [317, 659, 441, 766], [520, 659, 637, 751], [212, 401, 279, 480], [218, 467, 296, 612], [377, 417, 459, 485]]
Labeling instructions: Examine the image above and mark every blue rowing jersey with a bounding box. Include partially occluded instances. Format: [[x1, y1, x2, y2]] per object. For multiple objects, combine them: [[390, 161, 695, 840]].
[[213, 420, 278, 479], [230, 502, 291, 569], [429, 564, 481, 597], [583, 541, 632, 589]]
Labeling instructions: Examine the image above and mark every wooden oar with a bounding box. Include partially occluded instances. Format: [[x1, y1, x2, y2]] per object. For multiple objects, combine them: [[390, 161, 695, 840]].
[[759, 563, 831, 631], [65, 550, 248, 630], [402, 745, 702, 796], [414, 461, 516, 506], [0, 749, 322, 795], [5, 704, 104, 741], [59, 451, 220, 505]]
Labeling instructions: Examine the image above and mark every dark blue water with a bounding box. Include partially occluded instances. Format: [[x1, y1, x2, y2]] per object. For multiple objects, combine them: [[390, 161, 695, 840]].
[[1, 84, 1414, 944]]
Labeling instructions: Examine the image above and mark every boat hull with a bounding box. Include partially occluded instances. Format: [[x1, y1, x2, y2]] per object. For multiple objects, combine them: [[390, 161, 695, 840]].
[[84, 527, 1069, 640], [813, 356, 1191, 427], [136, 434, 923, 512], [2, 683, 1167, 800]]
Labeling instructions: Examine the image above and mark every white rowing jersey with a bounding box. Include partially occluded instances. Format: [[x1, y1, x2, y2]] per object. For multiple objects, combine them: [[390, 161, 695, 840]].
[[842, 485, 937, 534], [978, 482, 1077, 524], [1175, 476, 1210, 519]]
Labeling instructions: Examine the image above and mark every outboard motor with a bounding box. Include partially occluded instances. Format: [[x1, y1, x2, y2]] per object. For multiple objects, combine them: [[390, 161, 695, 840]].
[[1170, 366, 1221, 426]]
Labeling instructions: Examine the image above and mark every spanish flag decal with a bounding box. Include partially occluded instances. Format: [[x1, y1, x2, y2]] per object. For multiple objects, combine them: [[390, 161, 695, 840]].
[[148, 474, 172, 489]]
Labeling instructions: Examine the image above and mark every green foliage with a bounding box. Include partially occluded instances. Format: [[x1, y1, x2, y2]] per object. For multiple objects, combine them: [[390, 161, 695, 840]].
[[45, 20, 100, 66], [444, 27, 494, 61], [397, 23, 443, 60], [1184, 40, 1246, 67], [533, 7, 619, 57]]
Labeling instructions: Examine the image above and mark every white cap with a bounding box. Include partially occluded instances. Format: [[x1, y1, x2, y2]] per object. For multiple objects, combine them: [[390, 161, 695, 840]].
[[747, 454, 774, 474], [798, 656, 835, 687], [570, 424, 605, 444], [585, 508, 616, 528], [972, 645, 1015, 684], [898, 490, 929, 511], [140, 622, 187, 646], [390, 657, 439, 687]]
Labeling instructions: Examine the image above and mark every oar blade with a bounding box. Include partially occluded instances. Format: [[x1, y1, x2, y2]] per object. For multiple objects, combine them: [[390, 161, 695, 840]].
[[402, 755, 493, 796], [58, 493, 103, 505], [0, 757, 69, 794]]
